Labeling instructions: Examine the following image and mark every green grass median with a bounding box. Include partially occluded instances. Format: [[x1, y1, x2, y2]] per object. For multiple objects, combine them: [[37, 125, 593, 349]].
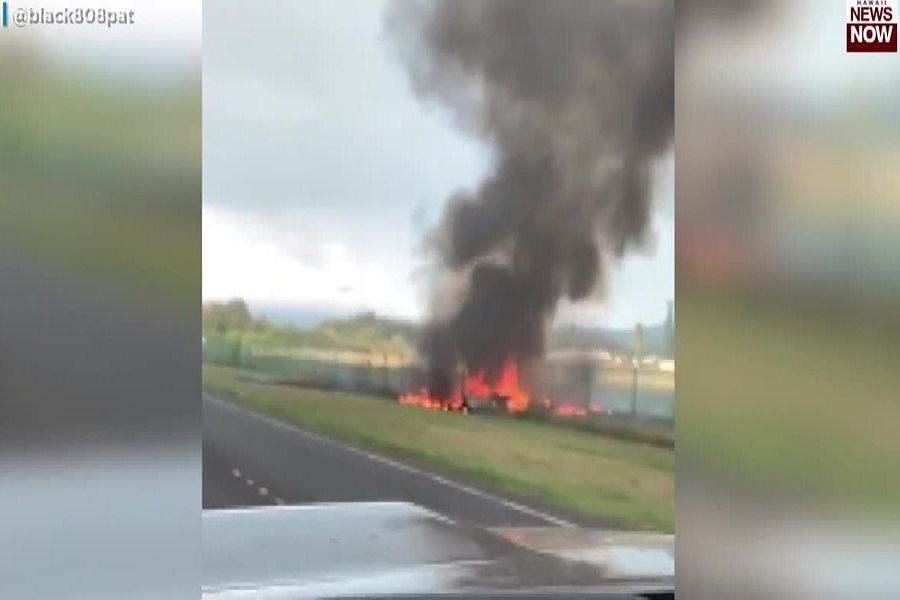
[[203, 365, 674, 532]]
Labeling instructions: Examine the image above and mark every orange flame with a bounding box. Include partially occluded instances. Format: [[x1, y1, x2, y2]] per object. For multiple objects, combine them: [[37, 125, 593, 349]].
[[489, 358, 529, 413], [398, 356, 530, 414], [399, 387, 464, 412], [463, 370, 491, 398]]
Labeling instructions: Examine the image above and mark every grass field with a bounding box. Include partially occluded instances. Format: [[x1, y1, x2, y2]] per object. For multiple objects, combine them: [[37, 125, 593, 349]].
[[203, 365, 674, 532]]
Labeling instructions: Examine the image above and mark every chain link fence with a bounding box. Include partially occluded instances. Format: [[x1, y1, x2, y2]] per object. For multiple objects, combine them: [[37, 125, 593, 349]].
[[202, 332, 673, 424]]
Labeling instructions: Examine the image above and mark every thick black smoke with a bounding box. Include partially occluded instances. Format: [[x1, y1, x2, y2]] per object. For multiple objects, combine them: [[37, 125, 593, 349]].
[[387, 0, 674, 395]]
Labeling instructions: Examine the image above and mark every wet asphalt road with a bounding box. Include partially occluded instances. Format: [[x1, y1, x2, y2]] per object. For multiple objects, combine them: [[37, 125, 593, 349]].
[[202, 393, 592, 528]]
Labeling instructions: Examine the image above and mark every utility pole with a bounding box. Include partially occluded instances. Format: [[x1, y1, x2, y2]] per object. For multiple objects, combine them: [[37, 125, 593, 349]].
[[631, 322, 644, 418]]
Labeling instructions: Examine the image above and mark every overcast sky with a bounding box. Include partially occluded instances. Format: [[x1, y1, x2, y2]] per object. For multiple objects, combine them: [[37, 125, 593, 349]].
[[202, 0, 674, 328]]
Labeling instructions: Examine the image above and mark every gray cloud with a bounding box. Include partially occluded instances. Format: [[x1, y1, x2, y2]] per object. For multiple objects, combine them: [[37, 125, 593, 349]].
[[204, 0, 487, 233]]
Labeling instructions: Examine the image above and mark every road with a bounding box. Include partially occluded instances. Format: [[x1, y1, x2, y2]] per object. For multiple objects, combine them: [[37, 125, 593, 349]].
[[203, 394, 582, 528]]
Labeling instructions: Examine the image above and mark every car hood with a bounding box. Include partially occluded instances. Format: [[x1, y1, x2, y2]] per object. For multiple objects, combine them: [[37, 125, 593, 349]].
[[202, 502, 673, 598]]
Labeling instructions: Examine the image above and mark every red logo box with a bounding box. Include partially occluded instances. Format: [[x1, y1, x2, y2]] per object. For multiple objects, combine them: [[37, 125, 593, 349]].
[[847, 0, 898, 52]]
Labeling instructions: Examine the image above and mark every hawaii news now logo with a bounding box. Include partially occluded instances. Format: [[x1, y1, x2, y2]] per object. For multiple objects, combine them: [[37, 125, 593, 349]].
[[847, 0, 898, 52]]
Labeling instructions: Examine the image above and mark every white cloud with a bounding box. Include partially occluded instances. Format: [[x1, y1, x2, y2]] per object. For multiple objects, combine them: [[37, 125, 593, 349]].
[[202, 206, 422, 319]]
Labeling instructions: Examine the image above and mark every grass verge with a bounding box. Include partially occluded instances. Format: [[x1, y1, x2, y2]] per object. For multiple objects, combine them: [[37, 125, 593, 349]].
[[524, 410, 674, 449], [204, 365, 674, 532]]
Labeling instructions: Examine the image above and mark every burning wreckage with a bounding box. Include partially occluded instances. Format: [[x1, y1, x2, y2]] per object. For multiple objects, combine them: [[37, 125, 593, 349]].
[[399, 357, 529, 414], [398, 355, 608, 418]]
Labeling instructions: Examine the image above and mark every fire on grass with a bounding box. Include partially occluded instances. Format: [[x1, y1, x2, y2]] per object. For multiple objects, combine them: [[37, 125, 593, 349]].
[[398, 356, 603, 418]]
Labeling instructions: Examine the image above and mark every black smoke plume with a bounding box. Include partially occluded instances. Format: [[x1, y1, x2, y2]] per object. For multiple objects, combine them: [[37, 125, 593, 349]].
[[387, 0, 674, 395]]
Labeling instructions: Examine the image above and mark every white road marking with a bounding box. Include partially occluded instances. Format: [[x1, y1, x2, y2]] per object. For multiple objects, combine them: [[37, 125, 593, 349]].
[[259, 487, 269, 496], [205, 394, 575, 527], [232, 468, 241, 478], [274, 497, 285, 505], [209, 501, 444, 515], [246, 479, 254, 486]]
